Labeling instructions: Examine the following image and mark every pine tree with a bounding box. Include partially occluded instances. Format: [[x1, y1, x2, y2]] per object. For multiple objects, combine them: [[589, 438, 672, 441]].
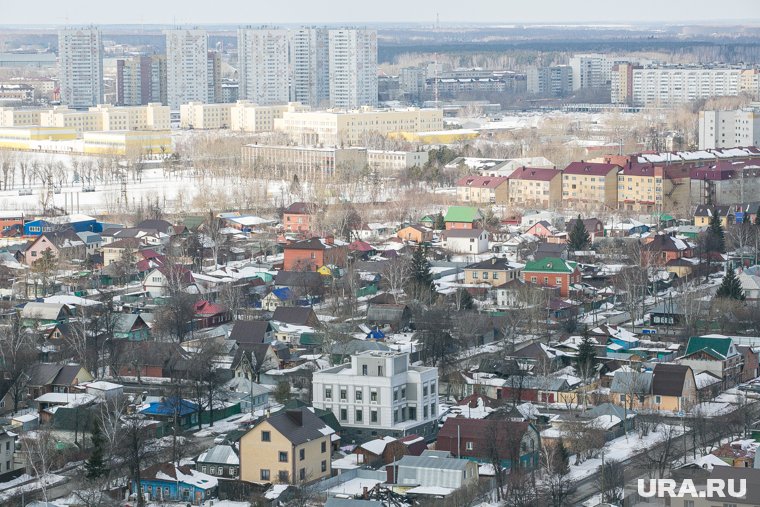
[[568, 214, 591, 252], [84, 420, 106, 479], [552, 437, 570, 475], [707, 209, 726, 253], [716, 264, 745, 300], [434, 212, 446, 231], [576, 326, 597, 380], [411, 246, 432, 286]]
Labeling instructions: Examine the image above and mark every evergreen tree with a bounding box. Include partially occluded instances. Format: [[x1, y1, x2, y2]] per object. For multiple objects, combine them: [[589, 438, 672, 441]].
[[84, 420, 106, 479], [568, 214, 591, 252], [410, 246, 433, 287], [576, 326, 597, 380], [707, 209, 726, 253], [456, 288, 474, 310], [434, 212, 446, 230], [716, 264, 745, 300], [552, 437, 570, 475]]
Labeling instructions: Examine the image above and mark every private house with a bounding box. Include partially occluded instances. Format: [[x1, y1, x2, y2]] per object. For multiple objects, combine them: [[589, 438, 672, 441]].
[[229, 320, 274, 345], [139, 397, 199, 429], [525, 220, 559, 239], [262, 287, 293, 311], [113, 341, 188, 378], [366, 303, 412, 332], [282, 202, 315, 233], [521, 257, 580, 297], [21, 302, 72, 327], [678, 335, 743, 389], [142, 265, 195, 297], [396, 225, 433, 244], [24, 230, 86, 265], [312, 351, 439, 440], [272, 306, 320, 328], [0, 429, 22, 482], [113, 314, 151, 341], [239, 407, 334, 485], [354, 436, 410, 467], [455, 175, 509, 204], [441, 229, 489, 254], [102, 238, 141, 266], [392, 450, 478, 496], [642, 234, 695, 275], [610, 368, 653, 410], [693, 205, 733, 228], [507, 167, 563, 208], [283, 237, 347, 272], [738, 268, 760, 301], [565, 217, 605, 242], [463, 257, 522, 287], [26, 363, 93, 400], [133, 462, 218, 504], [443, 206, 483, 230], [437, 417, 541, 470], [562, 161, 621, 208], [135, 219, 177, 237], [650, 363, 697, 412], [738, 344, 760, 383], [193, 300, 231, 328], [197, 445, 240, 480], [231, 343, 280, 381]]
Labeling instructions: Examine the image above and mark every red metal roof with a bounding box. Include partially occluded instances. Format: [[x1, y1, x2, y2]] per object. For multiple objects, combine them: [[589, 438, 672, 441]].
[[563, 161, 621, 176], [455, 175, 509, 188], [508, 166, 562, 181]]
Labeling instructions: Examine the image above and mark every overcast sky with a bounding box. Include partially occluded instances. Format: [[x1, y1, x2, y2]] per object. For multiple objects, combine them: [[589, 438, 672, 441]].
[[3, 0, 758, 26]]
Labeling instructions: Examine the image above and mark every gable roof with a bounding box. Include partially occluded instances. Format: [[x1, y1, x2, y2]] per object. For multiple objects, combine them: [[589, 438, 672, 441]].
[[141, 462, 218, 490], [465, 257, 520, 271], [651, 363, 692, 397], [508, 166, 561, 181], [610, 370, 653, 395], [683, 336, 736, 360], [52, 364, 85, 386], [443, 229, 486, 239], [26, 363, 66, 387], [197, 444, 240, 465], [283, 202, 314, 215], [135, 219, 174, 234], [444, 206, 482, 223], [21, 302, 70, 320], [231, 343, 275, 371], [455, 176, 509, 188], [229, 320, 272, 345], [272, 306, 317, 326], [254, 407, 334, 446]]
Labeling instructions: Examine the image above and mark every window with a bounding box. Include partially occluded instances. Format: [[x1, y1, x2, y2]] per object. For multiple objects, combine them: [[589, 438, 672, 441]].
[[409, 406, 417, 420], [355, 390, 362, 401], [299, 468, 306, 481], [279, 451, 288, 462], [378, 366, 383, 376], [371, 410, 378, 423], [4, 442, 8, 451], [401, 387, 406, 399], [340, 388, 347, 400], [201, 465, 207, 473], [321, 460, 327, 472], [466, 441, 474, 450], [531, 276, 537, 283], [321, 441, 327, 453], [431, 402, 436, 415], [654, 395, 661, 404], [209, 466, 216, 474], [394, 409, 399, 423], [393, 388, 398, 401], [423, 385, 428, 397], [493, 272, 499, 280], [482, 272, 488, 279], [370, 390, 378, 403], [431, 382, 436, 394], [472, 272, 478, 279], [340, 408, 347, 421], [278, 471, 289, 482], [230, 467, 237, 476], [424, 406, 428, 418], [620, 394, 626, 403], [683, 501, 694, 507], [261, 431, 271, 442], [260, 469, 270, 480], [325, 388, 332, 400], [362, 364, 368, 375], [299, 448, 305, 461], [356, 409, 363, 422]]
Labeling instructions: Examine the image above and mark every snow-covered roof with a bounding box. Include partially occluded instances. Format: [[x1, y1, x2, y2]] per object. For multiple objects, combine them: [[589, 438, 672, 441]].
[[359, 436, 397, 456]]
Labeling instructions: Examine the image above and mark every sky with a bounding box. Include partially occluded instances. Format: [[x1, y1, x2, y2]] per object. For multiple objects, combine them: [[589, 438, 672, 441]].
[[3, 0, 758, 26]]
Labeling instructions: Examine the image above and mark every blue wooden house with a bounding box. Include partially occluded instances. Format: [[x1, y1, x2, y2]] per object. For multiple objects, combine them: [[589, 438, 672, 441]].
[[133, 462, 217, 504], [139, 397, 199, 429]]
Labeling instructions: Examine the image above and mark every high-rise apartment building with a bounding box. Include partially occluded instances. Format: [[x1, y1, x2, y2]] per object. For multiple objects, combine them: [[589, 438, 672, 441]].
[[237, 28, 291, 105], [58, 27, 104, 108], [165, 29, 208, 110], [569, 53, 642, 90], [527, 65, 573, 96], [699, 109, 760, 149], [116, 55, 167, 106], [291, 27, 330, 108], [328, 29, 378, 109], [207, 51, 222, 103]]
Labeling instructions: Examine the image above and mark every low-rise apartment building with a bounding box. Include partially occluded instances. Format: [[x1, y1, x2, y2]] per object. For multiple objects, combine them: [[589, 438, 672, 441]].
[[562, 161, 620, 209], [455, 175, 509, 204], [242, 144, 367, 181], [312, 350, 439, 440], [507, 167, 562, 208], [367, 149, 428, 172]]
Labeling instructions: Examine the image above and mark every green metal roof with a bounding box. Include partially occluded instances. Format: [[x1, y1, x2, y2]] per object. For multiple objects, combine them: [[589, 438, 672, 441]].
[[444, 206, 482, 223], [523, 257, 575, 274], [684, 336, 733, 359]]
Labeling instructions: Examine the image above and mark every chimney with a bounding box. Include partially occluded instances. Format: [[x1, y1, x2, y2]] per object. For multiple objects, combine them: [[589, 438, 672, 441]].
[[325, 235, 334, 245], [286, 409, 303, 426]]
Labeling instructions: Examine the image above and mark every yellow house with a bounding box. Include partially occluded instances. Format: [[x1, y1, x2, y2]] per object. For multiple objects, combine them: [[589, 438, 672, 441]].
[[239, 408, 334, 485], [463, 257, 522, 287], [610, 364, 696, 413], [693, 204, 732, 228], [562, 161, 620, 209]]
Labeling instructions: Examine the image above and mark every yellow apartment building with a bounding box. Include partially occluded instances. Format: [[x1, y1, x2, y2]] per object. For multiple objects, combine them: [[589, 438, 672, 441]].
[[562, 161, 621, 209], [507, 166, 563, 207]]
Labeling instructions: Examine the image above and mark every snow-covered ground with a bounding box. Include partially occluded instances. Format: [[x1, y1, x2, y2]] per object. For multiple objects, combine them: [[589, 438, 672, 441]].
[[0, 473, 67, 501]]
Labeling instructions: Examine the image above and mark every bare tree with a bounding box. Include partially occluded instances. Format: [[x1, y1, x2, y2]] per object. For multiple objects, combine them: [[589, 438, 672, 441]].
[[186, 338, 227, 429], [0, 312, 37, 413], [596, 459, 625, 504], [381, 255, 411, 303]]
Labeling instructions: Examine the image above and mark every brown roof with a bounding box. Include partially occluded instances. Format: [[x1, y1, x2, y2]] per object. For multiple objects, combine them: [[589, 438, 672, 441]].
[[652, 363, 692, 397], [283, 202, 314, 215], [508, 166, 562, 181], [455, 176, 509, 188], [563, 161, 621, 176]]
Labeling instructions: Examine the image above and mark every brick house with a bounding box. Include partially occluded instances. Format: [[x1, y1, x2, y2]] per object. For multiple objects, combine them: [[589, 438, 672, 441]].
[[562, 161, 621, 208], [283, 237, 347, 272], [282, 202, 315, 233], [443, 206, 483, 230], [353, 436, 410, 467], [521, 257, 580, 297], [455, 176, 509, 204], [507, 167, 563, 208], [24, 230, 86, 265], [396, 225, 433, 244], [565, 217, 605, 242], [463, 257, 522, 287]]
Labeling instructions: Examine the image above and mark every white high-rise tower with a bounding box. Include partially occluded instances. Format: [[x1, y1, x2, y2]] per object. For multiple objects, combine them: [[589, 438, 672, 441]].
[[58, 27, 103, 108], [237, 27, 291, 105], [165, 29, 208, 110], [328, 29, 378, 109], [291, 27, 330, 108]]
